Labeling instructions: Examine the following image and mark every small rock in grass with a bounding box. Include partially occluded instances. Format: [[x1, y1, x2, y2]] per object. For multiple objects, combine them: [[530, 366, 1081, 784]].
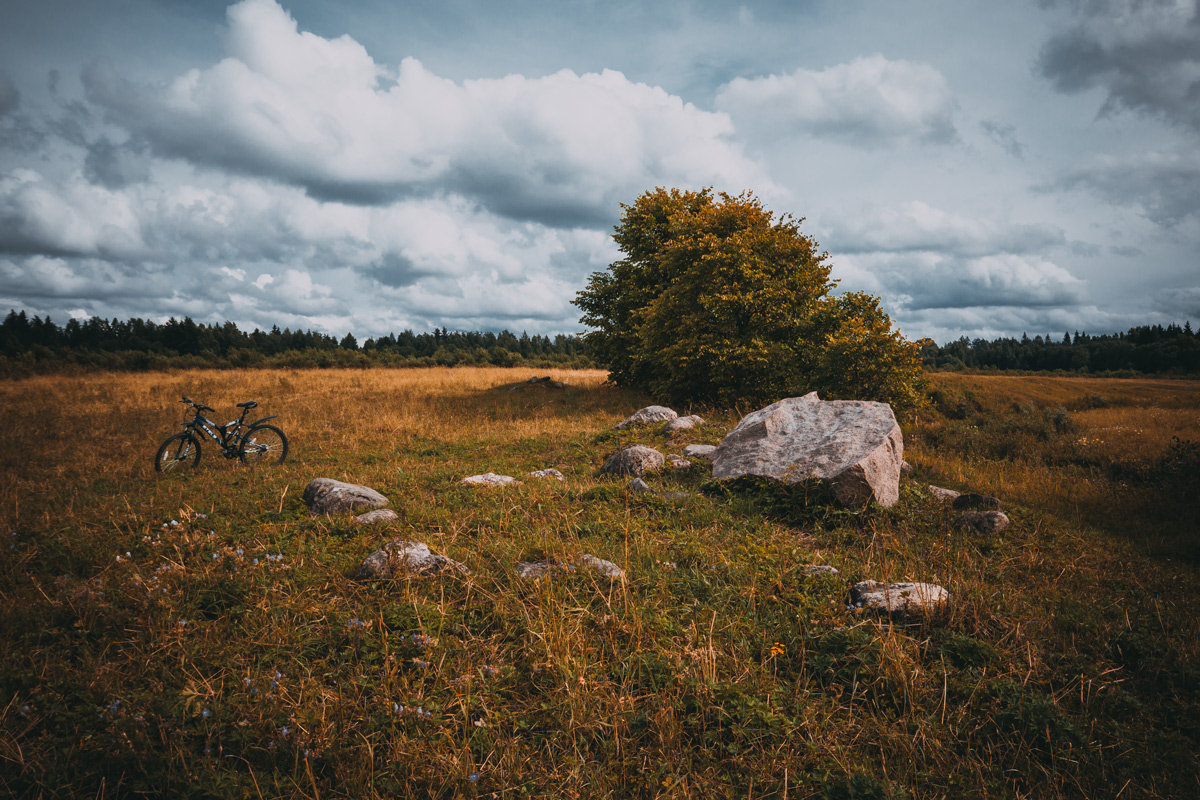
[[514, 555, 626, 583], [958, 510, 1010, 534], [514, 561, 550, 580], [928, 485, 961, 502], [802, 565, 840, 576], [526, 468, 565, 481], [682, 444, 717, 461], [578, 554, 626, 582], [627, 477, 653, 493], [952, 493, 1003, 511], [460, 472, 520, 486], [901, 460, 913, 475], [851, 580, 949, 622], [660, 490, 690, 502], [354, 509, 398, 525], [667, 454, 693, 470], [615, 406, 677, 430], [601, 445, 665, 477], [355, 539, 468, 579], [304, 478, 389, 515], [663, 415, 704, 434]]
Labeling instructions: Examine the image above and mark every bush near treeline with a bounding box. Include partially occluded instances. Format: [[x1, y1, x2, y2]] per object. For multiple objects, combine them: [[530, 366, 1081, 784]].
[[923, 323, 1200, 374], [0, 310, 592, 376]]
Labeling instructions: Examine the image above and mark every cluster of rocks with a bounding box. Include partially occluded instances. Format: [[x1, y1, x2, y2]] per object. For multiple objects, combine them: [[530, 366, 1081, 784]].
[[303, 392, 1022, 626], [302, 476, 624, 585], [927, 484, 1011, 534]]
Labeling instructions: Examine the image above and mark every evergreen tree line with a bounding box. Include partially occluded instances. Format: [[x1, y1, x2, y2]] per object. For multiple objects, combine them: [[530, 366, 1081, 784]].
[[0, 310, 592, 376], [4, 309, 1198, 377], [922, 322, 1200, 374]]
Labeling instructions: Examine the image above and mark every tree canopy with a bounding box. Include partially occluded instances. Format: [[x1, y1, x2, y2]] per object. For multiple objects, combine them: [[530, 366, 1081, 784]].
[[573, 188, 926, 415]]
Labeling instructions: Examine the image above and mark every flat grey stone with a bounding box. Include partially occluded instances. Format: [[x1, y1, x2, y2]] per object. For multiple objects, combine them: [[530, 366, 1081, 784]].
[[304, 478, 390, 515], [354, 509, 399, 525], [928, 485, 961, 502], [682, 444, 717, 461], [460, 472, 520, 486], [615, 406, 677, 429], [515, 561, 550, 580], [712, 393, 903, 507], [627, 477, 653, 493], [355, 539, 469, 579], [802, 565, 840, 576], [851, 580, 948, 622]]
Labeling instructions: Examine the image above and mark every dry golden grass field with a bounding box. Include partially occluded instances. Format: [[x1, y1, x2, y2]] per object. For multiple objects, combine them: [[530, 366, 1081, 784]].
[[1, 367, 1198, 799]]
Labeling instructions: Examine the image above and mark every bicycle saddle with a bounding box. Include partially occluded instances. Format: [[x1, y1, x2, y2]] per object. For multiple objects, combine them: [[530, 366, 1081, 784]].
[[237, 401, 258, 409]]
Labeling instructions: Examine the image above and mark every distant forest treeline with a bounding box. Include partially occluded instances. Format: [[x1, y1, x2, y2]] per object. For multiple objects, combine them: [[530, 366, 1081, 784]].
[[922, 322, 1200, 374], [0, 310, 592, 376], [2, 309, 1198, 377]]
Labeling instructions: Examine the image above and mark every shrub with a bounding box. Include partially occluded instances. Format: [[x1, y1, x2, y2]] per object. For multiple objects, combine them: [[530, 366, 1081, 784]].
[[573, 188, 926, 416]]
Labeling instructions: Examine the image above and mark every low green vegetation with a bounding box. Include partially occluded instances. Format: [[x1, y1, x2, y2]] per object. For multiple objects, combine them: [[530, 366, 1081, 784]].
[[0, 368, 1197, 798]]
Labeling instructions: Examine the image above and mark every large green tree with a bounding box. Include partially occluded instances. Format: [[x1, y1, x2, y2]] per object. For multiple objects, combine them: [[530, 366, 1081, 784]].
[[574, 188, 925, 414]]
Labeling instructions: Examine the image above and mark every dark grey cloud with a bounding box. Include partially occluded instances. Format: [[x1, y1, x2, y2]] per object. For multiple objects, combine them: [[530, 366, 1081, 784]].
[[1049, 154, 1200, 226], [980, 119, 1026, 158], [84, 137, 151, 190], [1037, 0, 1200, 132], [0, 74, 18, 117], [1152, 285, 1200, 319]]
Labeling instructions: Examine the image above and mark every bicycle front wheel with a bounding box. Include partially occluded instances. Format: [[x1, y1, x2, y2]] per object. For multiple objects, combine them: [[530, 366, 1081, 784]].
[[155, 433, 201, 473], [239, 425, 288, 466]]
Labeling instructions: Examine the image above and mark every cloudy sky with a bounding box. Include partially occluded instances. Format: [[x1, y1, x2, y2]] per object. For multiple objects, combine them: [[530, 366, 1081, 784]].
[[1, 0, 1197, 343]]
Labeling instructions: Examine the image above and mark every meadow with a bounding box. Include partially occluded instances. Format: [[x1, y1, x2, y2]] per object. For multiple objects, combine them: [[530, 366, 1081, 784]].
[[1, 367, 1198, 799]]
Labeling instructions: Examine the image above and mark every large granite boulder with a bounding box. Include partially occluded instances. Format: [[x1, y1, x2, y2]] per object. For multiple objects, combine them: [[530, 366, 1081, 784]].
[[615, 406, 677, 429], [600, 445, 665, 477], [304, 478, 389, 515], [711, 393, 903, 507]]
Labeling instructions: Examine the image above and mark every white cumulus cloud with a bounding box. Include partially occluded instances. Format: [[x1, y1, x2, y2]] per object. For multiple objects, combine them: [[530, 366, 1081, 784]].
[[82, 0, 773, 226], [714, 55, 958, 147]]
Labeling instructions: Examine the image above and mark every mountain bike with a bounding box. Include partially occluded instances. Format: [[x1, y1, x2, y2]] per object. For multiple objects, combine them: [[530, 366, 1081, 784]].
[[154, 397, 288, 472]]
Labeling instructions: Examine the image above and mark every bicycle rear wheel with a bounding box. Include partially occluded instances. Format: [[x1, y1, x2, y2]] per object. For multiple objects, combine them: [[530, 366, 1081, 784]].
[[239, 425, 288, 466], [154, 433, 201, 472]]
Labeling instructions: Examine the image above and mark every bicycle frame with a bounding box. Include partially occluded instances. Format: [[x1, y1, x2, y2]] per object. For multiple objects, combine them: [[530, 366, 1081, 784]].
[[180, 401, 276, 458]]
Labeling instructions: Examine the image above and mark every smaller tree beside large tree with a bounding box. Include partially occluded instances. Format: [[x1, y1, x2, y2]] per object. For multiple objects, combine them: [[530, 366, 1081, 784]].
[[573, 188, 925, 415]]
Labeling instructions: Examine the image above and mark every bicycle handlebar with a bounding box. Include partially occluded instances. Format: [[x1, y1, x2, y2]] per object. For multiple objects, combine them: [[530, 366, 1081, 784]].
[[180, 397, 215, 413]]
